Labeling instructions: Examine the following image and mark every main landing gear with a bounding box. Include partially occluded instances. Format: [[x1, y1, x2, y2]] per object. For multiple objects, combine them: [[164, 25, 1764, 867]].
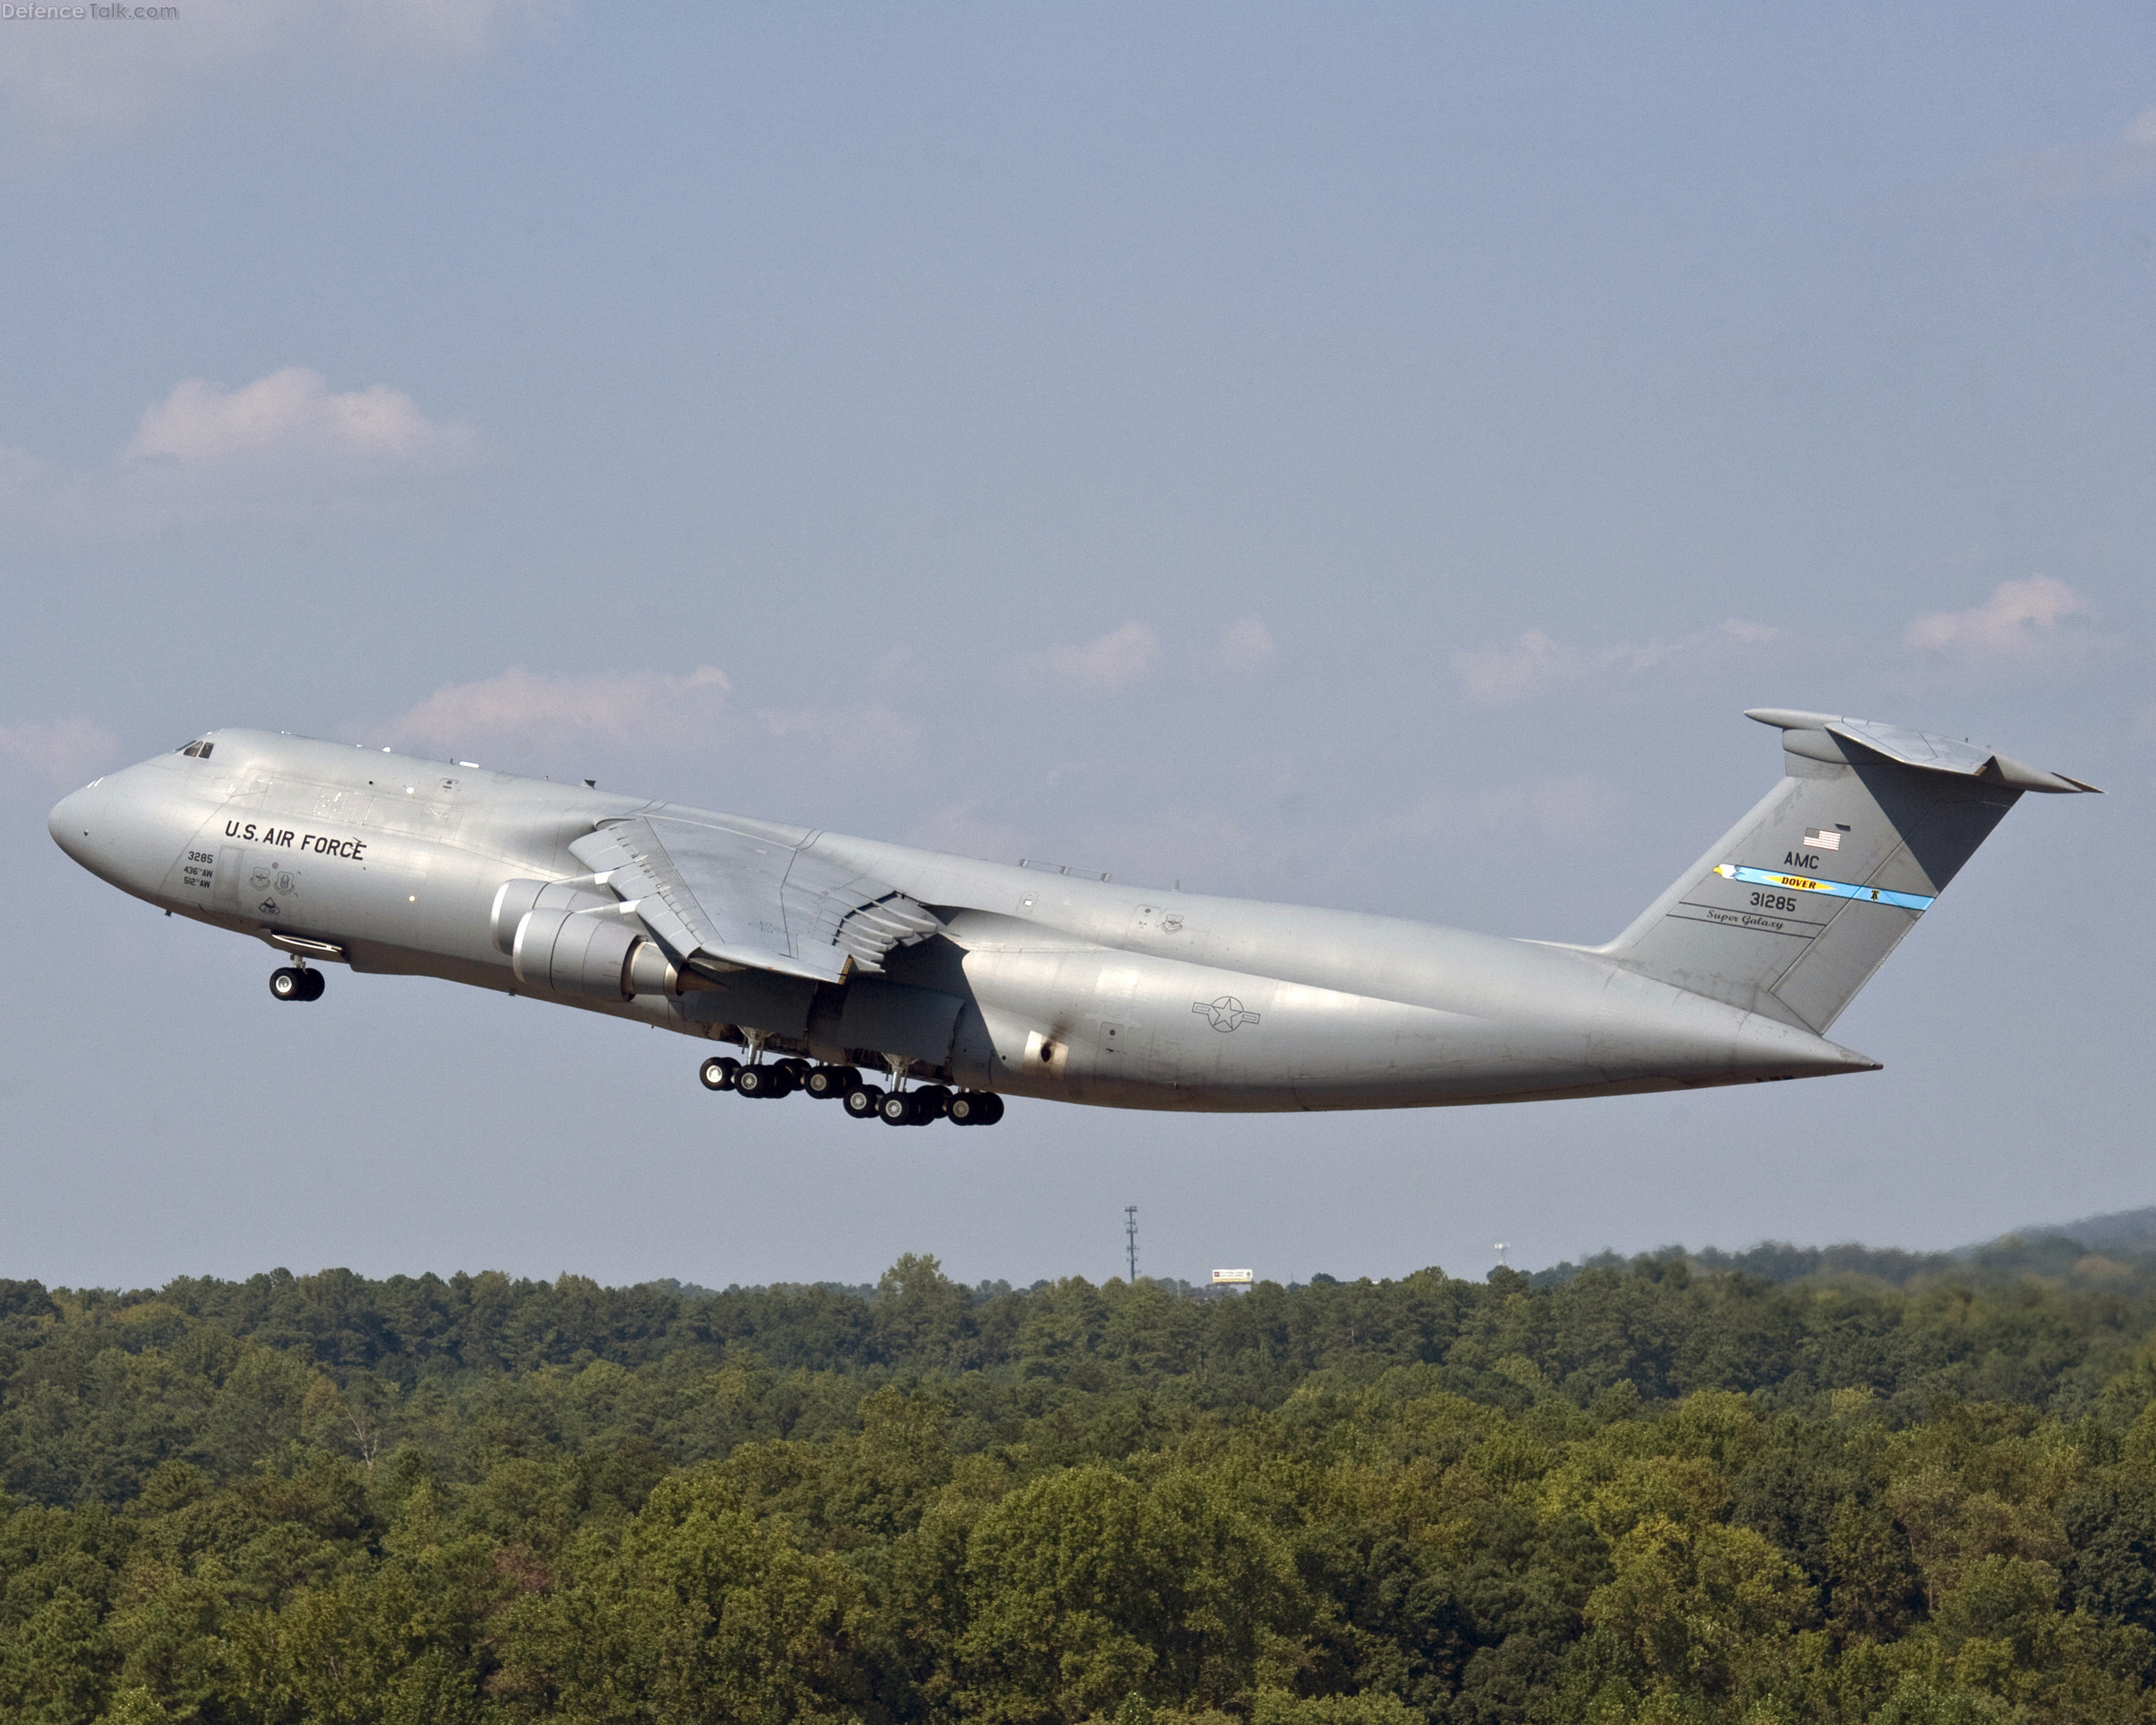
[[270, 965, 324, 1002], [696, 1056, 1003, 1127]]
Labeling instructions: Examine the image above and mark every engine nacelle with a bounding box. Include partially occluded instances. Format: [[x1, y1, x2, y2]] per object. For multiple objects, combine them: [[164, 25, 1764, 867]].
[[490, 879, 614, 954], [512, 906, 642, 1000]]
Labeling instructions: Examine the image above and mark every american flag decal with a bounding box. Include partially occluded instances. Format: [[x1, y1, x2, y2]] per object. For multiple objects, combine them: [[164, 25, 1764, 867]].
[[1803, 827, 1842, 851]]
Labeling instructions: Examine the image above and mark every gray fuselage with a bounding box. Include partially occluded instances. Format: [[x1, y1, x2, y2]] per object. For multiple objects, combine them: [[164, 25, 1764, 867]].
[[48, 730, 1875, 1111]]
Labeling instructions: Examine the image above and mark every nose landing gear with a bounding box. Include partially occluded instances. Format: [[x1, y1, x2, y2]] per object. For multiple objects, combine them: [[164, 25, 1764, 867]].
[[270, 966, 324, 1002]]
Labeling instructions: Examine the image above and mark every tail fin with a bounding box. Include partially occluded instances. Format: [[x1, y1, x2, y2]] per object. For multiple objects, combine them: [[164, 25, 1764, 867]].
[[1597, 710, 2098, 1034]]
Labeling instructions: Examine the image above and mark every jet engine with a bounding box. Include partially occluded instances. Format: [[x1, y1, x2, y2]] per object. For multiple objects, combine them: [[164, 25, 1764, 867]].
[[511, 905, 644, 1000], [490, 879, 614, 954], [498, 880, 710, 1000]]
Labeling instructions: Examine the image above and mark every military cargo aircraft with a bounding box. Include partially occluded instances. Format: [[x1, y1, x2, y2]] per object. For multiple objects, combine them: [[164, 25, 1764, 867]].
[[48, 710, 2093, 1126]]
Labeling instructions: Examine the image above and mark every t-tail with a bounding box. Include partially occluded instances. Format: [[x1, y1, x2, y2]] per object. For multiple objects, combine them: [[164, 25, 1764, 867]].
[[1595, 710, 2098, 1035]]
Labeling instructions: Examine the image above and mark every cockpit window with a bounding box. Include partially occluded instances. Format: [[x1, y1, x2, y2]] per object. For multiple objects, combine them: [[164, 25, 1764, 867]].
[[177, 740, 214, 759]]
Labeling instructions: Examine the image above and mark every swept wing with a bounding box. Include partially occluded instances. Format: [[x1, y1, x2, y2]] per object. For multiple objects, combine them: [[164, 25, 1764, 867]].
[[570, 815, 941, 983]]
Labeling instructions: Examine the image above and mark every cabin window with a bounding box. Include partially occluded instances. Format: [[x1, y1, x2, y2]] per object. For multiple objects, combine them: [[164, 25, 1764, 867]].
[[176, 740, 215, 759]]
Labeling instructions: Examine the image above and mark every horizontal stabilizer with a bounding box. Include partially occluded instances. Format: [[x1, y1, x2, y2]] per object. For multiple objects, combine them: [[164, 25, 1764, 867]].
[[1745, 710, 2100, 794]]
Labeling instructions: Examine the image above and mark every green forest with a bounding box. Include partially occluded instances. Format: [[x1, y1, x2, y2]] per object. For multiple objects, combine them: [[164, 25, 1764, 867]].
[[9, 1225, 2156, 1724]]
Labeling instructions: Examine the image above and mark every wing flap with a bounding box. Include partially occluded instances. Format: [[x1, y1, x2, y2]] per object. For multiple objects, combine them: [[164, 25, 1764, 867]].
[[569, 816, 941, 985], [567, 824, 722, 966]]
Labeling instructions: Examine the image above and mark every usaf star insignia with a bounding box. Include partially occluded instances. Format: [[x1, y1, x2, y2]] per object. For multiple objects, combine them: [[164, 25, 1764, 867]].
[[1193, 995, 1260, 1032]]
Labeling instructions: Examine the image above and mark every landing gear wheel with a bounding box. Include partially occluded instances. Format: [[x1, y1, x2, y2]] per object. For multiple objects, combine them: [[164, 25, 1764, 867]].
[[804, 1065, 860, 1101], [699, 1057, 740, 1092], [735, 1064, 793, 1099], [950, 1092, 1003, 1125], [299, 969, 325, 1000], [844, 1084, 885, 1119], [777, 1057, 813, 1085], [878, 1092, 918, 1126], [912, 1085, 953, 1120], [270, 967, 305, 1001]]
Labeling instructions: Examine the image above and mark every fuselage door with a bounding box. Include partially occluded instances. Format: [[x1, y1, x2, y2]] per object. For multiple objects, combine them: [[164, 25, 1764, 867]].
[[212, 845, 243, 909], [366, 774, 462, 840]]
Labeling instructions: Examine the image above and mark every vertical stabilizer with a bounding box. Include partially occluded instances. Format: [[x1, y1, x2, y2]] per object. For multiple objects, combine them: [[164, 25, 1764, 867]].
[[1595, 711, 2095, 1034]]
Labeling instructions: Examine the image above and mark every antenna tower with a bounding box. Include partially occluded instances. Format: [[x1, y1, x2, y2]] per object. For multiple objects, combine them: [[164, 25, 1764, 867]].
[[1126, 1206, 1139, 1283]]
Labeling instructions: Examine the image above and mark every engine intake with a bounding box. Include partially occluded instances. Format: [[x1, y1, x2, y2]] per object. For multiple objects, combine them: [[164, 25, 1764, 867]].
[[512, 906, 641, 1000], [490, 879, 614, 955]]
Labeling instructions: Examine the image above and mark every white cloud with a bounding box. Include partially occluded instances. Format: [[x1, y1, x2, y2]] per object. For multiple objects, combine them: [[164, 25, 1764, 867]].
[[1904, 576, 2090, 661], [1975, 110, 2156, 206], [1452, 619, 1777, 705], [356, 667, 734, 763], [760, 704, 921, 772], [0, 719, 120, 786], [1023, 622, 1162, 694], [1452, 629, 1582, 704], [1216, 616, 1278, 673], [123, 369, 475, 472], [1, 0, 555, 149], [0, 367, 478, 532]]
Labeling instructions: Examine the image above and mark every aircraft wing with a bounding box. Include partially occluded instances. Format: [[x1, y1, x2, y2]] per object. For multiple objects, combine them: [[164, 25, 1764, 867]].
[[569, 816, 941, 984]]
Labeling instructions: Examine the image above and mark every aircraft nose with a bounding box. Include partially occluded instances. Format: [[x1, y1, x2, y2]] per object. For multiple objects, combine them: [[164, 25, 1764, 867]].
[[48, 782, 103, 869]]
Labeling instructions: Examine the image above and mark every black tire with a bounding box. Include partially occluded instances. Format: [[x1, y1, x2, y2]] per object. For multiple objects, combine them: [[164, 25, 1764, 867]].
[[950, 1091, 1002, 1125], [270, 967, 304, 1001], [777, 1057, 813, 1084], [737, 1065, 791, 1099], [878, 1092, 916, 1126], [299, 969, 326, 1001], [913, 1085, 953, 1119], [974, 1092, 1004, 1124], [699, 1057, 739, 1092], [844, 1084, 885, 1119], [804, 1065, 858, 1101]]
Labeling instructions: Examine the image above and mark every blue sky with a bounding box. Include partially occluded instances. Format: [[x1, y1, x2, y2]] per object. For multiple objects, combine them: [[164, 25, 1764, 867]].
[[3, 2, 2152, 1289]]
